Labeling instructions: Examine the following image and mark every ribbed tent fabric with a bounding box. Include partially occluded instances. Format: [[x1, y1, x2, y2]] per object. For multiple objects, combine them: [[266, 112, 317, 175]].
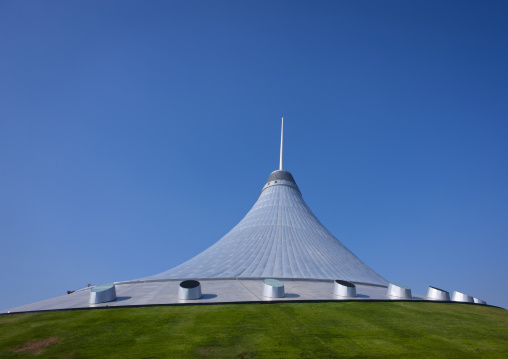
[[143, 170, 388, 286]]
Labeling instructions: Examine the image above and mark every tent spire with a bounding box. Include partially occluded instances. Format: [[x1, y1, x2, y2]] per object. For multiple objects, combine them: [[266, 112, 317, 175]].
[[279, 117, 284, 170]]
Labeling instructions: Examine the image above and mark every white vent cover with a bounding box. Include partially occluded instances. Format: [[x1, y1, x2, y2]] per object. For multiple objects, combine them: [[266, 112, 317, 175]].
[[451, 291, 474, 303], [262, 279, 285, 298], [387, 283, 412, 299], [333, 280, 357, 298], [89, 283, 117, 304], [426, 286, 450, 301], [178, 280, 202, 300]]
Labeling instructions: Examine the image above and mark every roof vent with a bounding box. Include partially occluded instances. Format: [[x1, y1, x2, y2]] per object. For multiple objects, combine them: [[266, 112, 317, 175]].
[[333, 280, 356, 298], [178, 280, 202, 300], [387, 283, 412, 299], [262, 279, 285, 298], [426, 286, 450, 301], [451, 291, 474, 303], [89, 283, 117, 304]]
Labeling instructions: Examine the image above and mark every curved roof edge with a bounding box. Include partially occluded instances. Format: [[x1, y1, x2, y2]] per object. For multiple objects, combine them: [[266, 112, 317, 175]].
[[117, 277, 389, 288]]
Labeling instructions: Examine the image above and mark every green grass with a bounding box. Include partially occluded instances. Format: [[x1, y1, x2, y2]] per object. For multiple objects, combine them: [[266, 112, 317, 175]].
[[0, 302, 507, 358]]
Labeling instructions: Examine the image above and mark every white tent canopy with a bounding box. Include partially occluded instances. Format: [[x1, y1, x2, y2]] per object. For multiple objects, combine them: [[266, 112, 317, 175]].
[[142, 170, 388, 287]]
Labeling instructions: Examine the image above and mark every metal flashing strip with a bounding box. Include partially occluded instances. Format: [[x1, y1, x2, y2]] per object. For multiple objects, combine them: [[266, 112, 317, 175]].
[[115, 278, 389, 288], [260, 181, 301, 195]]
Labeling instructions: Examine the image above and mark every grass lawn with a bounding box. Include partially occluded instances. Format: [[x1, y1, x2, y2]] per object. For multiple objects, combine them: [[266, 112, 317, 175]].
[[0, 302, 507, 358]]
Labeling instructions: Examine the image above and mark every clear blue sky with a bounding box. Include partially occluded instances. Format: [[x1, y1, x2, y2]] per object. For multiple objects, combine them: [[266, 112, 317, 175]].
[[1, 1, 507, 310]]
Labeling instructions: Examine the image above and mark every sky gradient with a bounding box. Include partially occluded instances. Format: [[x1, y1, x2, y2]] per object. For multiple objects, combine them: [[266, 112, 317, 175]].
[[1, 1, 507, 310]]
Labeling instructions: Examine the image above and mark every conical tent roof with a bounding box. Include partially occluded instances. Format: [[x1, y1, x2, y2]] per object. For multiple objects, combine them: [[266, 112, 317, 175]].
[[144, 170, 388, 286]]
